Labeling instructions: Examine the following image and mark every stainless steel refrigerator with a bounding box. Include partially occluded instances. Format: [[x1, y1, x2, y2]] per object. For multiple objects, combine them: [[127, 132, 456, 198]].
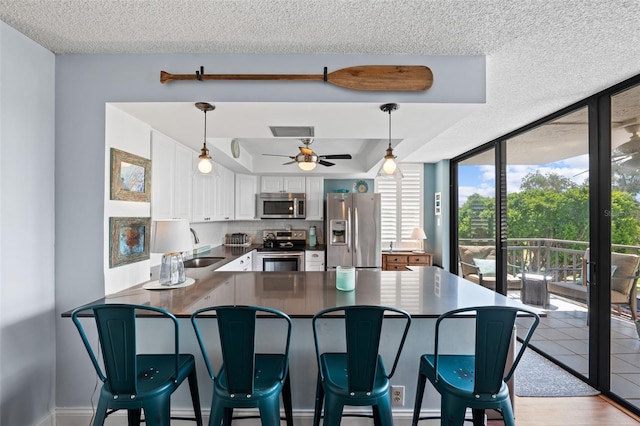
[[326, 193, 381, 269]]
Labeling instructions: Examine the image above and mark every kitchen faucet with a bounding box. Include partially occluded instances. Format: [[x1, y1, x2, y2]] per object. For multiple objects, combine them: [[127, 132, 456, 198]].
[[190, 228, 200, 244]]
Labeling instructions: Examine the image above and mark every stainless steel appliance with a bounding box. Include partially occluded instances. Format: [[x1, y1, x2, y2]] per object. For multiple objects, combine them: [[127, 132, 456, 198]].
[[253, 230, 307, 271], [257, 193, 306, 219], [326, 193, 381, 270]]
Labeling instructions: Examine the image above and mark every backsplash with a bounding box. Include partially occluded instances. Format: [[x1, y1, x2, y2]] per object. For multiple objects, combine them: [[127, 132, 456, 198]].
[[190, 220, 324, 247]]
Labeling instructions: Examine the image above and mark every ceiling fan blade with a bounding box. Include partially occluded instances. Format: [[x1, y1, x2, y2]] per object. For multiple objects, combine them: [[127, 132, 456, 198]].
[[319, 160, 335, 167], [320, 154, 352, 160], [263, 153, 294, 158], [282, 160, 296, 165]]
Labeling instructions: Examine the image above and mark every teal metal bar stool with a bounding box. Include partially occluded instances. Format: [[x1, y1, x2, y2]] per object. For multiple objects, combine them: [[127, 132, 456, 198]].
[[191, 305, 294, 426], [411, 305, 540, 426], [71, 303, 203, 426], [312, 305, 412, 426]]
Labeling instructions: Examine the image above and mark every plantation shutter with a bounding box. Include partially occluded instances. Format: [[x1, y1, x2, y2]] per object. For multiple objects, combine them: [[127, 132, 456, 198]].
[[375, 163, 423, 250]]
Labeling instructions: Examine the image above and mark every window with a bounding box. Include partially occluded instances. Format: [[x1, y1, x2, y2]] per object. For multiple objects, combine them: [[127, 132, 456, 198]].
[[375, 163, 424, 250]]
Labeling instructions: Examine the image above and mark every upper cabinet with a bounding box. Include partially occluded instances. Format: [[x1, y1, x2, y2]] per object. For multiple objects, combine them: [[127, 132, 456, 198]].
[[235, 174, 258, 220], [193, 162, 234, 222], [305, 176, 325, 221], [260, 176, 306, 193], [212, 164, 235, 221], [151, 132, 194, 221]]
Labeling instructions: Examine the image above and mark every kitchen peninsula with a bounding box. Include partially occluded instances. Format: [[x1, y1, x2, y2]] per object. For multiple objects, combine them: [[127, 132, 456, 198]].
[[64, 266, 529, 416]]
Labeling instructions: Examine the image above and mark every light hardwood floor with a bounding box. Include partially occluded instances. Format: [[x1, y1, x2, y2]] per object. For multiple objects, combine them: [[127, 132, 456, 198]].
[[487, 395, 640, 425]]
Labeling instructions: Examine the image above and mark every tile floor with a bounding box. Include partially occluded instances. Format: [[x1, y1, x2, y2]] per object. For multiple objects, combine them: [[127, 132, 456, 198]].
[[513, 293, 640, 410]]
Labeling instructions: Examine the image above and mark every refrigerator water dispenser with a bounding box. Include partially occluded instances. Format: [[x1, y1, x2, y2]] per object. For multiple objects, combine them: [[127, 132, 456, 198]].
[[330, 220, 347, 245]]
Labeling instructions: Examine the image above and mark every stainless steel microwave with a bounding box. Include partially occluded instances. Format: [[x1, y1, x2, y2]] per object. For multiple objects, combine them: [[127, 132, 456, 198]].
[[257, 193, 306, 219]]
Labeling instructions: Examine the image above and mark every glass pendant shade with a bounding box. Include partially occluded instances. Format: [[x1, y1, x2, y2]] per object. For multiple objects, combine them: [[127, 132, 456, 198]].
[[198, 142, 214, 173], [151, 219, 193, 286]]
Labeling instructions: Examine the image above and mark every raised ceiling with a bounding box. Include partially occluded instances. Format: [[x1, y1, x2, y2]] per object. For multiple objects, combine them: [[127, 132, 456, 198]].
[[2, 1, 640, 174]]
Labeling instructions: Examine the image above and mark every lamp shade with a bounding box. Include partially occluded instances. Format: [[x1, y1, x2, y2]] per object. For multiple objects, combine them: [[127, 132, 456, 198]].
[[410, 227, 427, 240], [151, 219, 193, 254]]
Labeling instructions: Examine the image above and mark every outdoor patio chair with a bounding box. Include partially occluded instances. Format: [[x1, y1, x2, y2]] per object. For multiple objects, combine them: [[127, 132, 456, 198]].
[[458, 245, 522, 291], [547, 249, 640, 324]]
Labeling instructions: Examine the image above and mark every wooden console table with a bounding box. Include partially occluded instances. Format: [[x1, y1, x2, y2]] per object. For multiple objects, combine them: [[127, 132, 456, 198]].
[[382, 251, 433, 270]]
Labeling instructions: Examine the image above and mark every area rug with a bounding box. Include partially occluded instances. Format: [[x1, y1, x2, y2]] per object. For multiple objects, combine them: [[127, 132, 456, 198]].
[[514, 346, 600, 397]]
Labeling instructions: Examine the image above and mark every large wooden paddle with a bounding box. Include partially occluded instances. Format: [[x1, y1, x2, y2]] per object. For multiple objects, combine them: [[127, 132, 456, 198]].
[[160, 65, 433, 91]]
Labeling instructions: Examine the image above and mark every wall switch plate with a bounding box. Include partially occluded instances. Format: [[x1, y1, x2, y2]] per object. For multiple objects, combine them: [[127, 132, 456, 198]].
[[391, 385, 405, 406]]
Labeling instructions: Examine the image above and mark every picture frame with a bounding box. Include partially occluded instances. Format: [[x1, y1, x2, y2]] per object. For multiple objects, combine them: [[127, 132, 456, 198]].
[[109, 217, 151, 268], [434, 192, 442, 216], [110, 148, 151, 202]]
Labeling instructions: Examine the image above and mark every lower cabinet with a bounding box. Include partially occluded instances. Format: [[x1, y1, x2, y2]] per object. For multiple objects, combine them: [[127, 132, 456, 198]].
[[305, 250, 325, 271], [216, 252, 253, 272], [382, 252, 433, 271]]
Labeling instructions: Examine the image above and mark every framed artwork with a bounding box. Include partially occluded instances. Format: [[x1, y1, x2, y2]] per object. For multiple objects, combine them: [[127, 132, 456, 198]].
[[434, 192, 442, 216], [109, 217, 151, 268], [110, 148, 151, 202]]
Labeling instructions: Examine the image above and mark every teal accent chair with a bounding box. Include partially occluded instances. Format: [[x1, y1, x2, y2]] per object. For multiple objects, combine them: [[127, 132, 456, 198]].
[[190, 305, 293, 426], [71, 303, 203, 426], [411, 305, 540, 426], [312, 305, 412, 426]]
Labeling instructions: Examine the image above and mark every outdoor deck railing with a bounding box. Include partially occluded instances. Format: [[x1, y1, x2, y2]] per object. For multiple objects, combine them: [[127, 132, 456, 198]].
[[459, 238, 640, 283]]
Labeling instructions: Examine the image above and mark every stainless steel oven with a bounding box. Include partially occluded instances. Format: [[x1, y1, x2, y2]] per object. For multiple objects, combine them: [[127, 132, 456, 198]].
[[253, 251, 305, 272]]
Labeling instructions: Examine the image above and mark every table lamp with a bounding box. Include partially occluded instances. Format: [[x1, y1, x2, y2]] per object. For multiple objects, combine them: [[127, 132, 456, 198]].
[[151, 219, 193, 286], [411, 227, 427, 253]]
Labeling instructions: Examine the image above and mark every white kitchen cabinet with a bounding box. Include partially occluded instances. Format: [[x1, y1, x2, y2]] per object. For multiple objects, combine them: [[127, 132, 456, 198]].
[[235, 174, 258, 220], [193, 162, 234, 222], [151, 132, 194, 221], [192, 173, 213, 222], [216, 251, 253, 271], [305, 176, 324, 220], [305, 250, 325, 271], [212, 164, 235, 221], [260, 176, 306, 193], [173, 143, 194, 221]]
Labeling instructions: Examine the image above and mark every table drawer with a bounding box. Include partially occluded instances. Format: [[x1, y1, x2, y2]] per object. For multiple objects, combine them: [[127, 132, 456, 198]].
[[386, 264, 408, 271], [408, 255, 431, 265], [386, 255, 408, 264]]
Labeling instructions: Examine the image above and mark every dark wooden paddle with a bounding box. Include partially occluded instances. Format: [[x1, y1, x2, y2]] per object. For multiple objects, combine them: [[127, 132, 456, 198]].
[[160, 65, 433, 91]]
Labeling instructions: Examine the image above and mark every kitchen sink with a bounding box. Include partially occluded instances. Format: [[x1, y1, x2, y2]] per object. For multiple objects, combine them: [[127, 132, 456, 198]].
[[183, 257, 225, 268]]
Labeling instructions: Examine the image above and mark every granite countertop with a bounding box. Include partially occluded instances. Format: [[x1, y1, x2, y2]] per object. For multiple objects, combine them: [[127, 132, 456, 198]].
[[63, 267, 531, 319]]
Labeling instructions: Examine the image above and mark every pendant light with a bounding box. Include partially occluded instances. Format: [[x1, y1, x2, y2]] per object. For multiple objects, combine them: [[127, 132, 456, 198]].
[[195, 102, 215, 174], [377, 103, 403, 179]]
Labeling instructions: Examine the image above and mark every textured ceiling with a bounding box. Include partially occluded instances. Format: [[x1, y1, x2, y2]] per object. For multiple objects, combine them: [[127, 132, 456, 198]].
[[2, 1, 640, 172]]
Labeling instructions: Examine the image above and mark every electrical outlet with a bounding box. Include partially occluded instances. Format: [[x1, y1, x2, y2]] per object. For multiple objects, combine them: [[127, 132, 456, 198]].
[[391, 385, 405, 406]]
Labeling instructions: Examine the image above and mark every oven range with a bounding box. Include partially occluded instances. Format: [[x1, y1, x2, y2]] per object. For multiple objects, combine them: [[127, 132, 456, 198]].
[[254, 230, 307, 271]]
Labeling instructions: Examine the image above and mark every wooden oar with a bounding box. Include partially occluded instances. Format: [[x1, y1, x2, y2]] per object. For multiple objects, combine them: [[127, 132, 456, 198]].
[[160, 65, 433, 91]]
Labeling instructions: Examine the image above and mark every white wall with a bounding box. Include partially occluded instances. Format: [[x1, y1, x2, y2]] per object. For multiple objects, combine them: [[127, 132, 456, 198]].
[[103, 106, 153, 294], [0, 21, 56, 426]]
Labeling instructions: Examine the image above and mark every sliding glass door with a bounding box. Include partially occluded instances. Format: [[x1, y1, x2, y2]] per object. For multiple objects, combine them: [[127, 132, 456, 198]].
[[610, 84, 640, 409], [456, 149, 497, 290], [505, 107, 591, 379]]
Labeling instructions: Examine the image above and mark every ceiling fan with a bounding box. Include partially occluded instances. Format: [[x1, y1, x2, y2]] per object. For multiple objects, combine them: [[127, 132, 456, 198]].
[[613, 124, 640, 170], [262, 138, 352, 170]]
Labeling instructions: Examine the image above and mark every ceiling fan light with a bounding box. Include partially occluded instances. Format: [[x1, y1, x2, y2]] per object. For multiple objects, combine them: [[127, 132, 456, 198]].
[[298, 160, 317, 171]]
